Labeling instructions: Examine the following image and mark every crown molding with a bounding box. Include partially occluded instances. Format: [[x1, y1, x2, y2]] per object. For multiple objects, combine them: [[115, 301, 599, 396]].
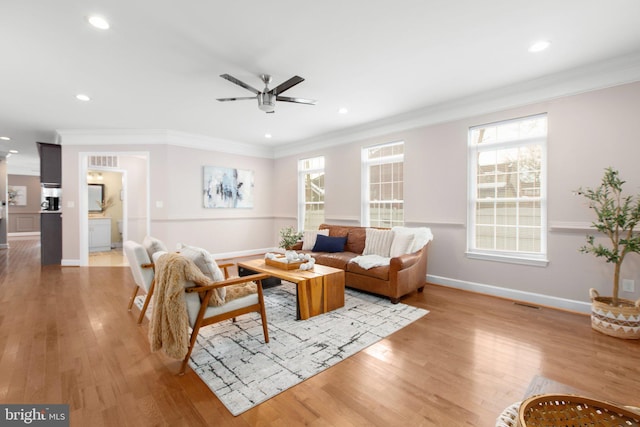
[[55, 129, 274, 159], [274, 51, 640, 158], [54, 52, 640, 161], [6, 163, 40, 176]]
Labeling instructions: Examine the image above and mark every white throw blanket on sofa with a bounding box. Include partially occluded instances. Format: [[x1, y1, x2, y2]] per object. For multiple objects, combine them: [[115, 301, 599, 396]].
[[350, 227, 433, 270], [350, 254, 391, 270], [392, 226, 434, 253]]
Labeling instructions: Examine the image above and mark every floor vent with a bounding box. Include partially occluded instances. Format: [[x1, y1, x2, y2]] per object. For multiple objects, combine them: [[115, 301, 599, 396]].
[[514, 302, 541, 310], [89, 155, 119, 168]]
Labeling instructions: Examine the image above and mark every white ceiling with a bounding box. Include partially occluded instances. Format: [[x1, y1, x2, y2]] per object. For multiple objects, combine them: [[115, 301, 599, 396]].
[[2, 1, 640, 175]]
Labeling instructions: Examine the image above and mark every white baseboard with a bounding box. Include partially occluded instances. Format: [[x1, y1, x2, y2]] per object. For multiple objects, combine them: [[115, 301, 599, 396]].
[[427, 274, 591, 314], [61, 259, 80, 267], [0, 243, 8, 249], [8, 232, 40, 237]]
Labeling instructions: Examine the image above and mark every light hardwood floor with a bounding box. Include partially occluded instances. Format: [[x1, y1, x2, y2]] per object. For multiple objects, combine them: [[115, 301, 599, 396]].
[[89, 249, 127, 267], [1, 238, 639, 426]]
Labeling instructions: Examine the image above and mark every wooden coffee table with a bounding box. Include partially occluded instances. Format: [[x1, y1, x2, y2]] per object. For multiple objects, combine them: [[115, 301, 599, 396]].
[[237, 258, 345, 320]]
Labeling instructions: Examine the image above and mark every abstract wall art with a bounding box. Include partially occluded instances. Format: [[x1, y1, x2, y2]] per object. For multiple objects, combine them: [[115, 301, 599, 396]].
[[203, 166, 254, 208]]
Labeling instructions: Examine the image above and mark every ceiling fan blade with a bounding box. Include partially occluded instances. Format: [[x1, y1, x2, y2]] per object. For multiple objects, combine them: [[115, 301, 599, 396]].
[[220, 74, 260, 95], [276, 96, 317, 105], [216, 96, 256, 102], [269, 76, 304, 95]]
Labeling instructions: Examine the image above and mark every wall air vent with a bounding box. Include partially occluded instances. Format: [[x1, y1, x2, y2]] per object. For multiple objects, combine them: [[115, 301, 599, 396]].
[[88, 155, 119, 168]]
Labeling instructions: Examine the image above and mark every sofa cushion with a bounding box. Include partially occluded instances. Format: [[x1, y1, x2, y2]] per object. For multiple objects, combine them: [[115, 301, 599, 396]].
[[321, 223, 365, 252], [314, 252, 358, 270], [320, 224, 349, 238], [346, 227, 367, 254], [363, 228, 394, 257], [301, 229, 329, 250], [312, 235, 347, 253], [347, 261, 390, 281]]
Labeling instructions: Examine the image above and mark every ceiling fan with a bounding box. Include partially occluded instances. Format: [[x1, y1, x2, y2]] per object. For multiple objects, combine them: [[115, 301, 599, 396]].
[[216, 74, 317, 113]]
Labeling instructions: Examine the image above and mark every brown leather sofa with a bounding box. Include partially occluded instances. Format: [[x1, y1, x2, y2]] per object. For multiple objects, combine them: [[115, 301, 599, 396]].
[[294, 224, 429, 303]]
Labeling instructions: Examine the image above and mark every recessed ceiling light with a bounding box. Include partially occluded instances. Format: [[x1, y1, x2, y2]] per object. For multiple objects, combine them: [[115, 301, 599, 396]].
[[264, 133, 272, 139], [338, 107, 349, 114], [9, 149, 18, 154], [529, 40, 551, 53], [88, 15, 110, 30], [0, 136, 10, 141], [76, 94, 91, 101]]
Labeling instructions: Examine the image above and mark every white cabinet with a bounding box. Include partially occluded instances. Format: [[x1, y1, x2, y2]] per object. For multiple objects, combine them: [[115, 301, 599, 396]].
[[89, 218, 112, 252]]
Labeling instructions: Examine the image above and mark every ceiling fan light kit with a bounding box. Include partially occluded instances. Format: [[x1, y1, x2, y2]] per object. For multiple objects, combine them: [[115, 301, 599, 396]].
[[217, 73, 316, 114], [258, 92, 276, 113]]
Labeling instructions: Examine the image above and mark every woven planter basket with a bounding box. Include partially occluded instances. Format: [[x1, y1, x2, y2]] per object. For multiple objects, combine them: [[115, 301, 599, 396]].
[[590, 288, 640, 340], [517, 394, 640, 427]]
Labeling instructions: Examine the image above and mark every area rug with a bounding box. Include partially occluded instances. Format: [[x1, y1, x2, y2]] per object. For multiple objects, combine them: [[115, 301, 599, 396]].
[[135, 281, 428, 415]]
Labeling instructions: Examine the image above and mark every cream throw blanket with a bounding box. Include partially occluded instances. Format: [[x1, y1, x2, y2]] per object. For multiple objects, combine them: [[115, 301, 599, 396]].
[[149, 253, 259, 360], [149, 253, 211, 359]]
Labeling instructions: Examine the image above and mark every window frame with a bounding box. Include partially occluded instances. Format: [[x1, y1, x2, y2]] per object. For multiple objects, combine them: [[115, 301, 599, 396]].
[[466, 114, 549, 266], [361, 141, 405, 228], [297, 156, 325, 231]]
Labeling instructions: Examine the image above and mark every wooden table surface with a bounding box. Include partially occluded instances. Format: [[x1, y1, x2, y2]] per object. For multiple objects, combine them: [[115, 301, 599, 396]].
[[237, 258, 345, 320]]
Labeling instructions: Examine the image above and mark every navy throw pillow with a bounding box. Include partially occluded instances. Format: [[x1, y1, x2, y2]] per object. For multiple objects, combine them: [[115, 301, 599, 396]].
[[312, 234, 347, 253]]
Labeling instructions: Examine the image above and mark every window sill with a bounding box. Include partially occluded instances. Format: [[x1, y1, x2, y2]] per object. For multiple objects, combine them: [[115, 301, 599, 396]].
[[465, 251, 549, 267]]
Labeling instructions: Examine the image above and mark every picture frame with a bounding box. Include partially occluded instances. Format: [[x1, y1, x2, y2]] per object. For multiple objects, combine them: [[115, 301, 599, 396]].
[[8, 185, 27, 206], [203, 166, 254, 208]]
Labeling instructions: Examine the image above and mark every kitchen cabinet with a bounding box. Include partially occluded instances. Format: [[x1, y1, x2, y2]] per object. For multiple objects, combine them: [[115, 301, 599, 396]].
[[37, 142, 62, 184], [89, 218, 111, 252], [41, 212, 62, 265], [38, 142, 62, 265]]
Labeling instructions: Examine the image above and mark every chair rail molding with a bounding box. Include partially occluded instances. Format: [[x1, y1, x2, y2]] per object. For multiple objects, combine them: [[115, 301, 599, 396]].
[[548, 221, 594, 233]]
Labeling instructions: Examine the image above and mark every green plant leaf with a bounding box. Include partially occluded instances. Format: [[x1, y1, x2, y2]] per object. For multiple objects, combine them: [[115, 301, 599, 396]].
[[576, 167, 640, 304]]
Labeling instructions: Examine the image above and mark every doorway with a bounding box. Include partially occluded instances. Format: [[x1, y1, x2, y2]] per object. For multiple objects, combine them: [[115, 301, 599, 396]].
[[87, 169, 126, 266], [79, 152, 150, 267]]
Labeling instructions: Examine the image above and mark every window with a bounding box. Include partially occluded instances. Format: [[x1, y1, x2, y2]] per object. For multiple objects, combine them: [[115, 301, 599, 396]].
[[298, 156, 325, 230], [362, 141, 404, 227], [467, 114, 547, 265]]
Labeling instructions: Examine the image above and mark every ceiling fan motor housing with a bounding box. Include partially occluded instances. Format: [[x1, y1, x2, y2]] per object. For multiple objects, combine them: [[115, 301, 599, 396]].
[[258, 92, 276, 112]]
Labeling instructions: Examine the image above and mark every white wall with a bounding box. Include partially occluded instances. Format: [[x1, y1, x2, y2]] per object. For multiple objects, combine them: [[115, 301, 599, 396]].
[[57, 81, 640, 311], [118, 156, 148, 244], [60, 140, 276, 264], [273, 81, 640, 309], [151, 144, 275, 255]]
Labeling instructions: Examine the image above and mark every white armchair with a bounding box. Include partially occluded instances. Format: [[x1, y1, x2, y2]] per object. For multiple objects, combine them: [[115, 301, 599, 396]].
[[149, 252, 270, 375], [181, 269, 270, 375], [123, 240, 156, 324]]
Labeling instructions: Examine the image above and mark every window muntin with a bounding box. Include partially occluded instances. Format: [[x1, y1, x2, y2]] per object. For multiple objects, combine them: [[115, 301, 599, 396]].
[[362, 142, 404, 227], [298, 156, 325, 230], [468, 114, 547, 264]]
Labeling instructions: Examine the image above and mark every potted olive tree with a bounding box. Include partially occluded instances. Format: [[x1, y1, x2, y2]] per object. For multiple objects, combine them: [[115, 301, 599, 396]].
[[577, 167, 640, 339]]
